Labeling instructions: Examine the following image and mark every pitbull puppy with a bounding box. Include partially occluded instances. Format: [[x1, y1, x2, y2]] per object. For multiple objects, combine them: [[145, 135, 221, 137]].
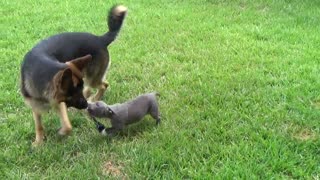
[[87, 92, 160, 135]]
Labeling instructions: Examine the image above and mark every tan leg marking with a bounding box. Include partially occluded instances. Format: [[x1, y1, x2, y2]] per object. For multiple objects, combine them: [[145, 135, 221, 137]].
[[91, 81, 109, 102], [83, 86, 92, 99], [32, 111, 44, 146], [58, 102, 72, 135]]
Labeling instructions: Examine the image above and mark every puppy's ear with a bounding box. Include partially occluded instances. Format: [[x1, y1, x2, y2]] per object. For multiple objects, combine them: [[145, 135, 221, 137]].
[[107, 107, 115, 115], [69, 54, 92, 71]]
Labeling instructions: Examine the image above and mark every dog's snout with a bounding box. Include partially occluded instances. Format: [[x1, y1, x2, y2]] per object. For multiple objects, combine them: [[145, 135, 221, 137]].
[[78, 98, 88, 109], [82, 100, 88, 108]]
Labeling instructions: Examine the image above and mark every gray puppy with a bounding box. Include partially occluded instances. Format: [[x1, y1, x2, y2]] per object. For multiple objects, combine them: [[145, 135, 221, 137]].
[[87, 92, 160, 135]]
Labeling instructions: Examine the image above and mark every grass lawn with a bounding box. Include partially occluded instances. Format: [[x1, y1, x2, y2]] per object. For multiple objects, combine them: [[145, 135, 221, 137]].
[[1, 0, 319, 178]]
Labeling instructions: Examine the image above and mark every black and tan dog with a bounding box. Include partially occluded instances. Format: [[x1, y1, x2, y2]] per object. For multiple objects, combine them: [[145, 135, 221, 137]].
[[20, 5, 127, 145]]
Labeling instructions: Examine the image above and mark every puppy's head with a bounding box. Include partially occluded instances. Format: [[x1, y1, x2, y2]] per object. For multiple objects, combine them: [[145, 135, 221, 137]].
[[87, 101, 114, 118], [53, 55, 92, 109]]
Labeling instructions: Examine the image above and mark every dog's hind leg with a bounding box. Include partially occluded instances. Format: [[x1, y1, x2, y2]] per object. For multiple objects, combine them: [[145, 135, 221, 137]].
[[90, 81, 109, 102], [32, 111, 45, 146], [57, 102, 72, 135], [83, 86, 92, 99], [84, 51, 110, 102]]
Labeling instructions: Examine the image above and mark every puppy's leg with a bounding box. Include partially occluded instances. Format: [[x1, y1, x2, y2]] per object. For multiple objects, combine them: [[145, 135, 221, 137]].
[[57, 102, 72, 135], [90, 81, 109, 102], [32, 111, 45, 146], [105, 127, 120, 137], [150, 104, 161, 125], [155, 117, 161, 125], [109, 119, 124, 136]]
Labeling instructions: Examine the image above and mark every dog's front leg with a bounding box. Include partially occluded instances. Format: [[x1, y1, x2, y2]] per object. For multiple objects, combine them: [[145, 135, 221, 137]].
[[58, 102, 72, 135], [32, 111, 45, 146]]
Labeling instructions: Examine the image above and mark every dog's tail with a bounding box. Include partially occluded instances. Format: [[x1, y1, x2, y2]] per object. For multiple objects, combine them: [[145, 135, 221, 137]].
[[101, 5, 127, 46]]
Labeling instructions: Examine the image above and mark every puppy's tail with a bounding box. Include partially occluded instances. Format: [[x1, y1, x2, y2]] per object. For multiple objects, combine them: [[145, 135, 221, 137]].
[[153, 92, 160, 97], [101, 5, 128, 46]]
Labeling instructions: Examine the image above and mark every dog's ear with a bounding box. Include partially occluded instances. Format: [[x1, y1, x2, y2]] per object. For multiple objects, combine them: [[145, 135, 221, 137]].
[[53, 68, 73, 102], [60, 68, 73, 92], [69, 54, 92, 71], [54, 68, 73, 92]]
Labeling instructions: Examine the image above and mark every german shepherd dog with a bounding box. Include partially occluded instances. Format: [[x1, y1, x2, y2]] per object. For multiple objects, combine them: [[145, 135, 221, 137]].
[[20, 5, 127, 145]]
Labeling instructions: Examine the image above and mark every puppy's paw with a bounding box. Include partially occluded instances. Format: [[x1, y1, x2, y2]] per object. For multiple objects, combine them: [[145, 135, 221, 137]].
[[106, 128, 119, 137]]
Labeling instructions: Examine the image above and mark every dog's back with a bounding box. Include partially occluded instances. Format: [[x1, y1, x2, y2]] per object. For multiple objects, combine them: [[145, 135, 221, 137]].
[[31, 33, 103, 63]]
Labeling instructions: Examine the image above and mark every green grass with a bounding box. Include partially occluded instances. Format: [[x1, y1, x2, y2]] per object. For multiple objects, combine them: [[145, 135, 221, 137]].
[[1, 0, 320, 178]]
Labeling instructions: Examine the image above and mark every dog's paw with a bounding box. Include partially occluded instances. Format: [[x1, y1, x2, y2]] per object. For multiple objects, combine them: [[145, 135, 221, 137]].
[[103, 81, 109, 89], [58, 127, 72, 136], [32, 140, 44, 147], [89, 95, 103, 102], [88, 96, 96, 103], [32, 134, 45, 147], [83, 87, 92, 99]]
